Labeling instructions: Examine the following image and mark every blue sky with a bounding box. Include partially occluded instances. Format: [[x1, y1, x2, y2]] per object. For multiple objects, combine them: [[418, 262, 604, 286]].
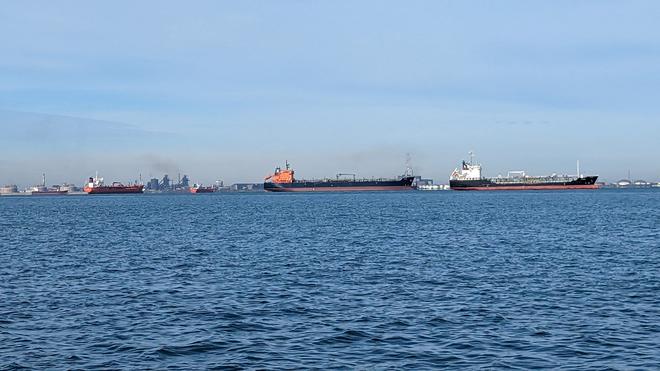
[[1, 1, 659, 186]]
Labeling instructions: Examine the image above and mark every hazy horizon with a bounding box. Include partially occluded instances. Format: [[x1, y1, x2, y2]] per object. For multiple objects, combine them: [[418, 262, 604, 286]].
[[2, 1, 660, 186]]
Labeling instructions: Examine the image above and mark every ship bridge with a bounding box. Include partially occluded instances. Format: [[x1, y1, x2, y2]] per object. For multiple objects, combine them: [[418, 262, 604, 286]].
[[450, 161, 482, 181]]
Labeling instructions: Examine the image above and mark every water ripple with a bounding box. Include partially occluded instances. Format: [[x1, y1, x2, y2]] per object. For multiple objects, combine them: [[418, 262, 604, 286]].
[[1, 190, 659, 368]]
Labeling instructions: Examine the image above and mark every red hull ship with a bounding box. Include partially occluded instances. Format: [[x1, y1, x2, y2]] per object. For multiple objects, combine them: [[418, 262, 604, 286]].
[[190, 184, 215, 193], [84, 175, 144, 194]]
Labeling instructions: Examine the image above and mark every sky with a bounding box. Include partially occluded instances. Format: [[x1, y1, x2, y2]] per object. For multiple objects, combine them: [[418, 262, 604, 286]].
[[1, 0, 660, 186]]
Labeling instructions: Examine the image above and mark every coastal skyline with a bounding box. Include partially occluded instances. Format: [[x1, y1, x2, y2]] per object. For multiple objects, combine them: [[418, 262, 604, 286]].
[[2, 1, 660, 185]]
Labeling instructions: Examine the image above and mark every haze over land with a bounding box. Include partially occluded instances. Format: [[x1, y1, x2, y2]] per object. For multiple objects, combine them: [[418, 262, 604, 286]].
[[1, 1, 659, 186]]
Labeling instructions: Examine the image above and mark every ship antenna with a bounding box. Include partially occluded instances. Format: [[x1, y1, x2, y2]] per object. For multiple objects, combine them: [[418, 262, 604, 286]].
[[468, 151, 475, 165]]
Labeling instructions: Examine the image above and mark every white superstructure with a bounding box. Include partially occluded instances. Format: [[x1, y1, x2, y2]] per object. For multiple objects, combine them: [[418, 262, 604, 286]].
[[450, 160, 482, 181], [87, 172, 105, 188]]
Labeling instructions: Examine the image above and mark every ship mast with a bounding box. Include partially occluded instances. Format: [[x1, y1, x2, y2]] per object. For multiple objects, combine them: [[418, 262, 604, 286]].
[[577, 160, 580, 178], [405, 152, 413, 176], [42, 173, 46, 187]]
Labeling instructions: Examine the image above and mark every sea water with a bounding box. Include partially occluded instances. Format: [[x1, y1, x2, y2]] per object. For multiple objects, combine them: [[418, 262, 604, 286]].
[[1, 190, 658, 368]]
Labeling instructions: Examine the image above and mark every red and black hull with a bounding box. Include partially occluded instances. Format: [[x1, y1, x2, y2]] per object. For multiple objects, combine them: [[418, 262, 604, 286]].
[[450, 176, 599, 191], [264, 177, 415, 192]]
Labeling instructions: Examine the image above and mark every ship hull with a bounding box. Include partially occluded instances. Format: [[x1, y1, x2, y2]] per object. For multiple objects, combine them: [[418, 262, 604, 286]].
[[31, 191, 69, 196], [190, 188, 214, 193], [84, 185, 144, 194], [264, 177, 415, 192], [450, 176, 599, 191]]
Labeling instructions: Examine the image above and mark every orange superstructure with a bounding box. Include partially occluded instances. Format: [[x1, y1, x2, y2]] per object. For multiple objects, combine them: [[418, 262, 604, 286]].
[[265, 161, 294, 183]]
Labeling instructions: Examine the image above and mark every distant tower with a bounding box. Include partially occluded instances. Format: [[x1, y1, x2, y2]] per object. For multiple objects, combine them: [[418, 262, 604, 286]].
[[148, 178, 159, 190], [161, 174, 170, 190]]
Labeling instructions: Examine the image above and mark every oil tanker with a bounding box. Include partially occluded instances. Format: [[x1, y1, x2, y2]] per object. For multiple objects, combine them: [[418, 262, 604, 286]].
[[449, 154, 598, 191], [84, 174, 144, 194], [264, 162, 415, 192]]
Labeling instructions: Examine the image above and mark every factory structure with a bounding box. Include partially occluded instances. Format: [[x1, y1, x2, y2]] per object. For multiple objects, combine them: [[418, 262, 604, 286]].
[[0, 185, 19, 195], [144, 173, 232, 193], [145, 173, 190, 192], [598, 170, 660, 188], [606, 179, 660, 188]]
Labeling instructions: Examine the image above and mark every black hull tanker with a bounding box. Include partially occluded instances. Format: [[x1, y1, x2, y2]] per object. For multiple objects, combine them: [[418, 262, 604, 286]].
[[264, 162, 415, 192], [449, 155, 599, 191]]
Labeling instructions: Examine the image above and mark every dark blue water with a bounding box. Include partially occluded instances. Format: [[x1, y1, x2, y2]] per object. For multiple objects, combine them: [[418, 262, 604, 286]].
[[1, 190, 659, 369]]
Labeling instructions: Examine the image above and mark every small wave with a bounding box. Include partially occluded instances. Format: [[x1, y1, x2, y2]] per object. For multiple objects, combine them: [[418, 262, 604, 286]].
[[64, 354, 85, 362], [426, 316, 454, 325], [314, 329, 374, 345], [156, 340, 227, 356], [1, 362, 30, 370]]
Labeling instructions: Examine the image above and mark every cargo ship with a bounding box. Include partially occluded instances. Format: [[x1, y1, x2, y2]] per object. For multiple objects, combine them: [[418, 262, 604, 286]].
[[30, 174, 68, 196], [190, 184, 215, 193], [449, 154, 598, 191], [264, 162, 415, 192], [84, 174, 144, 194]]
